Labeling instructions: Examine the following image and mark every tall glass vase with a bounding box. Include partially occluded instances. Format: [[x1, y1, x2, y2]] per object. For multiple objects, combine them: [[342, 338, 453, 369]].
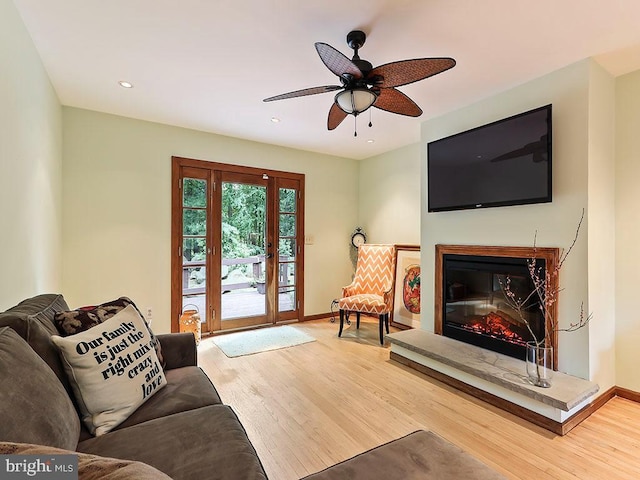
[[526, 341, 553, 388]]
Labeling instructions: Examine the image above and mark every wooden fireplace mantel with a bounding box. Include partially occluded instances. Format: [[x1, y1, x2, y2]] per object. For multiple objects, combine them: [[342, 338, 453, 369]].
[[434, 244, 560, 370]]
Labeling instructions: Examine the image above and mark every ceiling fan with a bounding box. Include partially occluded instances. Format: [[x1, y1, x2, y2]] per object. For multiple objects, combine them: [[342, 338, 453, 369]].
[[263, 30, 456, 135]]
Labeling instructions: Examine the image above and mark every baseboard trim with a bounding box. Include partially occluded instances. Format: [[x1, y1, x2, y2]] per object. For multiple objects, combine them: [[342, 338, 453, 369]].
[[390, 351, 619, 436], [390, 321, 412, 330], [302, 312, 332, 322], [560, 386, 617, 434], [615, 386, 640, 403]]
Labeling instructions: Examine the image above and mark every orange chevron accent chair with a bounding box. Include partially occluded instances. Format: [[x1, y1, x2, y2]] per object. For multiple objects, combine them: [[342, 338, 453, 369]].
[[338, 244, 396, 345]]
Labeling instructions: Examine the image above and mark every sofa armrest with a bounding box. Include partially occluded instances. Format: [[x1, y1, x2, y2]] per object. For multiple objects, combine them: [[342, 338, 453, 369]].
[[156, 333, 197, 369]]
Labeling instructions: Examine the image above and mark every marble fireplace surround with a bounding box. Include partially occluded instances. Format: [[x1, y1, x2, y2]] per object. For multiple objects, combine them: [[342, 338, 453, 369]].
[[386, 244, 599, 436]]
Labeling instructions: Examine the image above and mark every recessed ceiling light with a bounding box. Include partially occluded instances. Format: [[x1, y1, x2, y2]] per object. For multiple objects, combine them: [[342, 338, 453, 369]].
[[366, 139, 375, 144], [271, 117, 281, 123], [118, 81, 133, 89]]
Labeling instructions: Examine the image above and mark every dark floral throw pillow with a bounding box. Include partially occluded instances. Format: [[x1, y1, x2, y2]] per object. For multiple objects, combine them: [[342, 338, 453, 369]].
[[54, 297, 164, 368]]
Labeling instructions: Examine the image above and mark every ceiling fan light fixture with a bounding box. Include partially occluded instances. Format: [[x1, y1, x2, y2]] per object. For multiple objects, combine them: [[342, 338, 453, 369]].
[[335, 88, 377, 115]]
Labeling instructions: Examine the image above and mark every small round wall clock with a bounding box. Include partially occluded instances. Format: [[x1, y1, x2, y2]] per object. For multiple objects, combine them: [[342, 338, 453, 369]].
[[351, 227, 367, 248]]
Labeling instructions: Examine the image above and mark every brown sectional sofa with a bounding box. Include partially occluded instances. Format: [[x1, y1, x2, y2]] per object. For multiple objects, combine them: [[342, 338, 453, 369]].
[[0, 294, 267, 479]]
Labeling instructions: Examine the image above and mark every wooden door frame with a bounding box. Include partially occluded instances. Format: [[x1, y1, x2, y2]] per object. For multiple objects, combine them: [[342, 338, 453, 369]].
[[274, 176, 304, 323], [171, 164, 214, 333], [171, 156, 305, 333]]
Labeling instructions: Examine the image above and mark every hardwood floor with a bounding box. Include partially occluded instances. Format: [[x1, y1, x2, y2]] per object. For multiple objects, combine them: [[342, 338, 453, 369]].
[[198, 317, 640, 479]]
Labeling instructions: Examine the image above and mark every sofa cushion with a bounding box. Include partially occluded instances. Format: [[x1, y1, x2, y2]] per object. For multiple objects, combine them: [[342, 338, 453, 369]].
[[78, 405, 268, 480], [0, 294, 72, 393], [76, 365, 223, 442], [0, 327, 80, 450], [0, 442, 172, 480], [52, 305, 166, 436], [302, 430, 506, 480], [115, 366, 222, 430], [53, 296, 164, 368]]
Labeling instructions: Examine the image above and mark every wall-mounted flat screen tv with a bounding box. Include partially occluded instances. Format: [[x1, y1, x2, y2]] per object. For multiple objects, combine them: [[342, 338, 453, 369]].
[[427, 104, 552, 212]]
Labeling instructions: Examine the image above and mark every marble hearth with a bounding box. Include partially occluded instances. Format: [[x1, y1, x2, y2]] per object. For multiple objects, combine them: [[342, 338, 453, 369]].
[[387, 329, 599, 435]]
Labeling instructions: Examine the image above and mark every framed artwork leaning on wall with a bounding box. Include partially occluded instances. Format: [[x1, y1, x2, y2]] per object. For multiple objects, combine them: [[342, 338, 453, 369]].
[[391, 245, 420, 329]]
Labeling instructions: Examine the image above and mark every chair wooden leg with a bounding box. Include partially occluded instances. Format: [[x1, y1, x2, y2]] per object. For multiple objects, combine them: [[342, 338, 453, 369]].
[[339, 309, 345, 337], [356, 312, 361, 329], [385, 313, 390, 334], [378, 314, 384, 345]]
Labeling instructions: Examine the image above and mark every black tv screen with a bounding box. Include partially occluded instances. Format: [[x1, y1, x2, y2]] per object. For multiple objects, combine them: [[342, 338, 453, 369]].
[[427, 105, 552, 212]]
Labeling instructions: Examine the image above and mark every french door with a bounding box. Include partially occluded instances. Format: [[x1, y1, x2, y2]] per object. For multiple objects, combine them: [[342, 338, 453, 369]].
[[171, 157, 304, 334]]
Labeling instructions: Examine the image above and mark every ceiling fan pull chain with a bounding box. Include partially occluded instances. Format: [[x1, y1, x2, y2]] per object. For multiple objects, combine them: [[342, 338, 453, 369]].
[[354, 115, 358, 137], [368, 108, 372, 128]]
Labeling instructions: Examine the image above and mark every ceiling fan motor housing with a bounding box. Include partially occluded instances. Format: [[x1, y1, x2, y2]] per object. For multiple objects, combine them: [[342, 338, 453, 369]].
[[347, 30, 366, 49], [346, 30, 373, 76]]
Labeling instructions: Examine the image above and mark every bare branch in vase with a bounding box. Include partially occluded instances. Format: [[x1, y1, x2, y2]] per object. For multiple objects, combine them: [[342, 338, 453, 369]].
[[499, 208, 591, 349]]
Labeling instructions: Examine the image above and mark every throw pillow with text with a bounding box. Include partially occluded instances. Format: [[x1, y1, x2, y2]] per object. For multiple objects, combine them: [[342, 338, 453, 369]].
[[52, 305, 166, 436]]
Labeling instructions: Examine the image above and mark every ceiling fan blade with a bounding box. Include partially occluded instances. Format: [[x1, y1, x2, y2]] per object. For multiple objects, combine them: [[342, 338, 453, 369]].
[[328, 102, 348, 130], [315, 42, 363, 80], [263, 85, 342, 102], [373, 88, 423, 117], [368, 58, 456, 88]]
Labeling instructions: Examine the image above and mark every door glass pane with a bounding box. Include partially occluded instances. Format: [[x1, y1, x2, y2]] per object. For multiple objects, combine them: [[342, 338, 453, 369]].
[[221, 182, 267, 320], [279, 214, 295, 237], [278, 238, 296, 261], [279, 188, 296, 213], [182, 295, 206, 327], [183, 238, 206, 262], [183, 209, 206, 236], [182, 265, 206, 324], [279, 264, 295, 290], [278, 262, 295, 312], [183, 179, 206, 207], [183, 266, 206, 291], [278, 187, 297, 313]]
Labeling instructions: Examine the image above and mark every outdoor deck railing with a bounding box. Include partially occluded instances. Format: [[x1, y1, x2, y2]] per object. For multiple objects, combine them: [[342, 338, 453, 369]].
[[183, 255, 291, 296]]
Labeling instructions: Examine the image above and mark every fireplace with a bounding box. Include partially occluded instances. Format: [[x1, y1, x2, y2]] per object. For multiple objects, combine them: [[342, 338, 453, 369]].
[[435, 245, 559, 368]]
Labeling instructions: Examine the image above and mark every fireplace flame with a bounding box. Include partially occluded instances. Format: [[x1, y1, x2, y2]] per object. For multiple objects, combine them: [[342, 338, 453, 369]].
[[462, 312, 528, 347]]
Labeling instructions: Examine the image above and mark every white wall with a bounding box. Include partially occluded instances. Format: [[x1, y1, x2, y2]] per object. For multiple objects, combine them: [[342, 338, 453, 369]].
[[0, 0, 62, 310], [358, 143, 421, 245], [420, 60, 611, 382], [586, 61, 617, 391], [615, 69, 640, 391], [61, 108, 359, 333]]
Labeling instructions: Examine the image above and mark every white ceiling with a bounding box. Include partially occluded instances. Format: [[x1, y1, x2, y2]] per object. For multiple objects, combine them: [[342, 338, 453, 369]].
[[12, 0, 640, 160]]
